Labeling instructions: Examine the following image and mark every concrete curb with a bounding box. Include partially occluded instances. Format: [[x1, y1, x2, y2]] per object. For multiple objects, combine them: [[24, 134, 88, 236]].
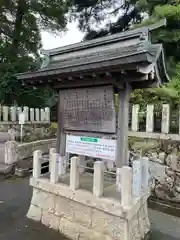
[[148, 197, 180, 218]]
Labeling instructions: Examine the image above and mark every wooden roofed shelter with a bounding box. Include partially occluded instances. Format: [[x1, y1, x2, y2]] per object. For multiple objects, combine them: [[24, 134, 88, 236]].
[[16, 19, 169, 168]]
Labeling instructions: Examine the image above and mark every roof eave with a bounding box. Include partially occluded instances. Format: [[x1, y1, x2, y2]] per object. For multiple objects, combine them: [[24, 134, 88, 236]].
[[41, 19, 167, 57], [16, 52, 151, 81]]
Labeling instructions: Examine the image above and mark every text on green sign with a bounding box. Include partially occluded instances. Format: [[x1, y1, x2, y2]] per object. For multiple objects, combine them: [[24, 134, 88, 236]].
[[80, 137, 98, 142]]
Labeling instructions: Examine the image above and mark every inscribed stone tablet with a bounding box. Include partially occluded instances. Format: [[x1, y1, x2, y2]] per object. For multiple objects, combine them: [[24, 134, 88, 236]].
[[59, 86, 116, 133]]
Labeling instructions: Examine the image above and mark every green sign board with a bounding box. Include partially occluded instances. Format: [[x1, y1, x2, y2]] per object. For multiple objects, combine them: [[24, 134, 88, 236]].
[[80, 137, 98, 142]]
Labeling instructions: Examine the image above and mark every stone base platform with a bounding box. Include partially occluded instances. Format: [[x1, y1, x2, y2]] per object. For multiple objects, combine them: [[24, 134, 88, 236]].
[[27, 177, 150, 240]]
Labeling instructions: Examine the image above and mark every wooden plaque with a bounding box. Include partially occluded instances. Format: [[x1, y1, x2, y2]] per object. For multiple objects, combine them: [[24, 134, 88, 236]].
[[59, 86, 116, 133]]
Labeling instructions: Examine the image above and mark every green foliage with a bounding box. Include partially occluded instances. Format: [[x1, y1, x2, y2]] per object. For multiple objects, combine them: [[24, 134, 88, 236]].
[[130, 1, 180, 106], [131, 87, 178, 104], [0, 0, 69, 106], [167, 63, 180, 96], [69, 0, 180, 105], [1, 0, 180, 108], [69, 0, 143, 39]]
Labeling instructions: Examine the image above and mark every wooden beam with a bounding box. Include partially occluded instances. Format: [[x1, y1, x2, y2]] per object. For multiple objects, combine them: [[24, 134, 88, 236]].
[[19, 63, 140, 86], [53, 77, 119, 89]]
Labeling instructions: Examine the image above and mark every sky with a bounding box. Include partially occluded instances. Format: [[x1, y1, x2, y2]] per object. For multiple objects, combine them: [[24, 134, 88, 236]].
[[41, 22, 84, 50]]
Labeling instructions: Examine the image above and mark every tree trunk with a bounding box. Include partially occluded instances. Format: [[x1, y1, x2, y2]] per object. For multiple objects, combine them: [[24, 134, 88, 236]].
[[9, 0, 26, 103], [10, 0, 26, 60]]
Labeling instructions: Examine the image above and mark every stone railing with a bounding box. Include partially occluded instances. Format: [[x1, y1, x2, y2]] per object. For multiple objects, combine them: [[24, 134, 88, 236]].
[[128, 103, 180, 203], [0, 105, 50, 123], [4, 139, 56, 165], [27, 151, 150, 240], [0, 105, 51, 133], [129, 103, 180, 140]]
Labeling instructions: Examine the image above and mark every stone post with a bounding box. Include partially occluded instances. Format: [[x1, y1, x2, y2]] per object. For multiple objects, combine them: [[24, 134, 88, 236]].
[[30, 108, 35, 122], [106, 160, 114, 171], [70, 156, 80, 191], [35, 108, 40, 122], [161, 104, 170, 133], [50, 153, 59, 184], [18, 107, 22, 115], [131, 104, 139, 132], [116, 168, 121, 192], [121, 166, 133, 207], [45, 107, 50, 122], [93, 161, 104, 197], [4, 141, 18, 165], [10, 106, 17, 121], [18, 107, 22, 123], [141, 157, 149, 194], [49, 148, 56, 172], [132, 160, 142, 199], [58, 156, 66, 176], [40, 109, 45, 122], [49, 148, 56, 157], [79, 155, 86, 173], [33, 150, 42, 179], [146, 104, 154, 133], [23, 106, 29, 122], [3, 106, 9, 122]]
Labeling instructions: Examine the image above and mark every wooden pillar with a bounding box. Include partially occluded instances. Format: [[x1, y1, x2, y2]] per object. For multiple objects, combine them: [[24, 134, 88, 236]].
[[56, 91, 67, 177], [56, 91, 66, 158], [116, 84, 131, 168]]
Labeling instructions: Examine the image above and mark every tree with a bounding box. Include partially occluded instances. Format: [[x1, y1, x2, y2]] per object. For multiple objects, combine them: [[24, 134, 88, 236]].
[[128, 2, 180, 104], [0, 0, 70, 106], [69, 0, 144, 39], [69, 0, 180, 105], [70, 0, 180, 65]]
